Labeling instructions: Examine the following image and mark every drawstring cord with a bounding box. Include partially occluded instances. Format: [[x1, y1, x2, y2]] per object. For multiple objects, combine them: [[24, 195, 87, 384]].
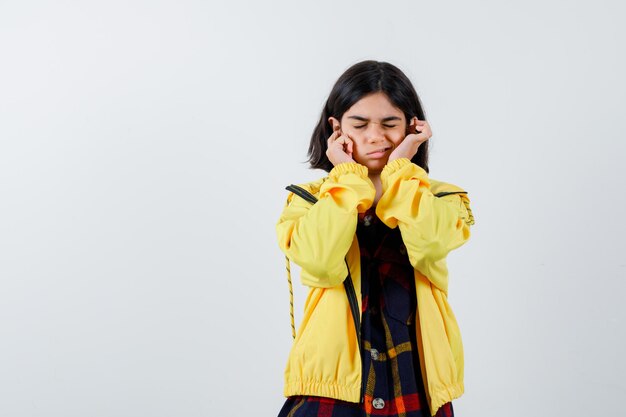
[[285, 255, 296, 339]]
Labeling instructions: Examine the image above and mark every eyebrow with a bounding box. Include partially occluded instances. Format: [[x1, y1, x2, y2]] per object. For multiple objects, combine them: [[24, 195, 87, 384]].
[[347, 115, 403, 123]]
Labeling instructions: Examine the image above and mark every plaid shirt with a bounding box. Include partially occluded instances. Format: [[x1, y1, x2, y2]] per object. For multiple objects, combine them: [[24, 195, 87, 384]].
[[277, 207, 454, 417]]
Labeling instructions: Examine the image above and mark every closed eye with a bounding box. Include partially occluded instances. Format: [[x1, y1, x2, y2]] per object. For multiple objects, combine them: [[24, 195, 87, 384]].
[[354, 124, 397, 129]]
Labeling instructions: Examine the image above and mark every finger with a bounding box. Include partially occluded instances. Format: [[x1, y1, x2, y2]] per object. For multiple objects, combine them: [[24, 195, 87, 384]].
[[410, 126, 422, 134], [342, 133, 353, 150], [327, 130, 341, 145]]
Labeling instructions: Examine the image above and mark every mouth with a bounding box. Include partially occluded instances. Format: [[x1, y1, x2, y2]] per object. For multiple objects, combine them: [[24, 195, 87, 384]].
[[367, 147, 392, 155]]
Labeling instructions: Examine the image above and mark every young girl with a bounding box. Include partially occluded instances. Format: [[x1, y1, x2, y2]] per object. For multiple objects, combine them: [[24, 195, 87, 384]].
[[275, 60, 475, 417]]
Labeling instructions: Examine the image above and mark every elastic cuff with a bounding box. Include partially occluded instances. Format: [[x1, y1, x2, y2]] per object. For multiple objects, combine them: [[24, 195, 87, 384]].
[[381, 157, 412, 177], [380, 158, 429, 192], [328, 162, 369, 181]]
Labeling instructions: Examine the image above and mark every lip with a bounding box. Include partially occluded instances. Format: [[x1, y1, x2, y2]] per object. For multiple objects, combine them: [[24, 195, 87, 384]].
[[367, 147, 391, 158]]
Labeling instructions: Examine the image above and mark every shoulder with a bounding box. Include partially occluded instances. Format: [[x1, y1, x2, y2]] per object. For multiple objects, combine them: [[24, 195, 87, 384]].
[[288, 176, 329, 199], [429, 177, 475, 225], [281, 175, 330, 208], [428, 177, 467, 196]]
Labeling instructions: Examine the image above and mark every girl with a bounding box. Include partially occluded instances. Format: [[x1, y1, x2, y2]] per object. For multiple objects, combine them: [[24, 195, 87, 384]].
[[275, 60, 475, 417]]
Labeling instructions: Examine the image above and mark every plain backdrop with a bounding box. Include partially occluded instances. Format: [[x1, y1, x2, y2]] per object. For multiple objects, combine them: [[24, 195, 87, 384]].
[[1, 1, 624, 416]]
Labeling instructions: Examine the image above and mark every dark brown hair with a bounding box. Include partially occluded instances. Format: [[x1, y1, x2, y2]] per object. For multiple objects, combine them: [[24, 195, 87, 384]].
[[307, 60, 429, 173]]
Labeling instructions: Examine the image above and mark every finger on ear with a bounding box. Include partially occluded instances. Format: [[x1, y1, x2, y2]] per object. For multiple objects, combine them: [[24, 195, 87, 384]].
[[328, 116, 341, 132], [410, 116, 419, 131]]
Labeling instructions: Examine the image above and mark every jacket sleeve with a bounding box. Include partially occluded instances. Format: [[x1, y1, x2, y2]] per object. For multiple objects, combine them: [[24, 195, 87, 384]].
[[375, 158, 473, 294], [276, 162, 376, 288]]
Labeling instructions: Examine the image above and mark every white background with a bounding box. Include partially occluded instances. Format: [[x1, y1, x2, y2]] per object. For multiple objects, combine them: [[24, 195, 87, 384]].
[[1, 1, 624, 416]]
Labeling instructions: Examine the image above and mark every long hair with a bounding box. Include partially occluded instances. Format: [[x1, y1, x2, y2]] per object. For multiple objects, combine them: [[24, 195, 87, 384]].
[[307, 60, 429, 173]]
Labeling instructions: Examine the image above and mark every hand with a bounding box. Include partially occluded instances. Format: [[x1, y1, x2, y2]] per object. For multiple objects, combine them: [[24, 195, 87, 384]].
[[326, 128, 356, 167], [388, 119, 432, 162]]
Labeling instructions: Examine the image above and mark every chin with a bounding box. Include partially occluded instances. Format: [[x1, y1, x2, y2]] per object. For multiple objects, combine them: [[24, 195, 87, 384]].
[[364, 159, 387, 172], [354, 157, 387, 170]]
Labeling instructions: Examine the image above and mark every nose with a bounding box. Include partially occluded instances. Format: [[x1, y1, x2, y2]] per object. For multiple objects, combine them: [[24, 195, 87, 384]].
[[365, 123, 387, 144]]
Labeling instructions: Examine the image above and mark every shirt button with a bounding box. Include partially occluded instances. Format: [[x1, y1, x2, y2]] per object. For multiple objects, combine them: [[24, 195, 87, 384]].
[[370, 349, 379, 360], [372, 397, 385, 409], [399, 244, 407, 255], [363, 214, 373, 226]]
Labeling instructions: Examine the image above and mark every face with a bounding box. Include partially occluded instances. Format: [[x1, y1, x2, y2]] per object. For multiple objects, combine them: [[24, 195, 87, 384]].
[[329, 91, 416, 174]]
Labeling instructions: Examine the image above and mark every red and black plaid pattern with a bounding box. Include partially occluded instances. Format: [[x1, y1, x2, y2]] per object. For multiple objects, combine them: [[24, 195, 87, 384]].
[[277, 207, 454, 417]]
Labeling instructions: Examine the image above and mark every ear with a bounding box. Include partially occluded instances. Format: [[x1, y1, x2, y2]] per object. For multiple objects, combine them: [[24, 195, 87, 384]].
[[328, 116, 341, 132]]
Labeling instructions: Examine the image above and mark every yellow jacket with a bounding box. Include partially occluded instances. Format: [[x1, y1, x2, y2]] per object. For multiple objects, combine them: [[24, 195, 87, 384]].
[[275, 157, 475, 416]]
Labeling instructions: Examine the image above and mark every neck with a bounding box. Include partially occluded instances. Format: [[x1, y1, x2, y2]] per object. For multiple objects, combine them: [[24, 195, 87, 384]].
[[369, 174, 382, 205]]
